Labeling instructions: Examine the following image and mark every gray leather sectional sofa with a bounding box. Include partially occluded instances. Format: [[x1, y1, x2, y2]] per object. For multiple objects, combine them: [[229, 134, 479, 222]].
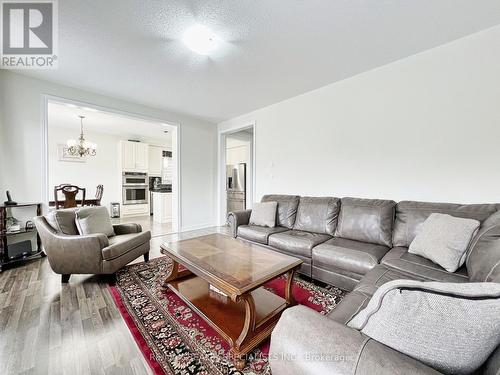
[[228, 195, 500, 374]]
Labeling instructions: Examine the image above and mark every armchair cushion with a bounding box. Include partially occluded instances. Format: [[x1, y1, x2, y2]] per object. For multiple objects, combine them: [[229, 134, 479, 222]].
[[45, 208, 79, 235], [75, 206, 115, 237], [102, 231, 151, 261], [348, 279, 500, 375]]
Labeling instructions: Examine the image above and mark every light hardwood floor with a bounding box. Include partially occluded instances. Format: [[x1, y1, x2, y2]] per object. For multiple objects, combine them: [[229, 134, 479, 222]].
[[111, 215, 173, 238], [0, 226, 228, 375]]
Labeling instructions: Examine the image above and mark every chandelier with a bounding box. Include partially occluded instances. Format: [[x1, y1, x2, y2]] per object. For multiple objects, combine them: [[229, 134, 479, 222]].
[[66, 115, 97, 157]]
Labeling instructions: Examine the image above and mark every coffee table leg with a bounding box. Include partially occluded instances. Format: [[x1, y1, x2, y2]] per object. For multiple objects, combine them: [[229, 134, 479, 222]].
[[234, 356, 246, 371], [163, 259, 192, 285], [285, 268, 297, 306], [232, 293, 256, 370]]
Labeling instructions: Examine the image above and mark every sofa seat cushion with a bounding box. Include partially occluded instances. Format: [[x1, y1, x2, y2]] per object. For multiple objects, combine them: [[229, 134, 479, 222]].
[[327, 264, 425, 324], [313, 237, 389, 276], [381, 247, 469, 282], [327, 289, 373, 324], [268, 230, 331, 258], [237, 225, 288, 245], [102, 231, 151, 260]]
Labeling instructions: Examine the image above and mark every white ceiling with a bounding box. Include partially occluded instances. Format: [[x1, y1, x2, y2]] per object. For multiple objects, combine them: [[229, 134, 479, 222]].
[[20, 1, 500, 123], [48, 101, 172, 144]]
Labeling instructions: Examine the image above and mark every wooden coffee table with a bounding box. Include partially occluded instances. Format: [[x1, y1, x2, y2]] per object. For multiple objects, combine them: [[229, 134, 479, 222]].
[[160, 233, 302, 370]]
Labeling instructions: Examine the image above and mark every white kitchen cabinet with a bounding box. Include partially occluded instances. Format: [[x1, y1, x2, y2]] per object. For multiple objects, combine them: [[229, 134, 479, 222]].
[[152, 192, 172, 223], [148, 145, 163, 176], [134, 143, 149, 170], [120, 141, 149, 172], [121, 141, 136, 170]]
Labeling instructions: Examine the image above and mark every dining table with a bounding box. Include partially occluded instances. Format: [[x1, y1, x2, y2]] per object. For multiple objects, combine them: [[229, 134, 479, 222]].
[[48, 199, 101, 207]]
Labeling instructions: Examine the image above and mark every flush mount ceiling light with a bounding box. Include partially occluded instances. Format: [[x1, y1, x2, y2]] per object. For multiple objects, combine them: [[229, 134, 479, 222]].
[[182, 24, 220, 55]]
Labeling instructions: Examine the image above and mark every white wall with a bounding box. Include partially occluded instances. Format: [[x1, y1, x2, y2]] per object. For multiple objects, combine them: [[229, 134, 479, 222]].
[[219, 26, 500, 212], [0, 71, 217, 231], [48, 126, 123, 208]]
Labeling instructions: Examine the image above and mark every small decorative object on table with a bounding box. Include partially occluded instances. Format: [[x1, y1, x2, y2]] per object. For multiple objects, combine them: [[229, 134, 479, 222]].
[[6, 216, 21, 232], [4, 191, 17, 206], [110, 202, 120, 218]]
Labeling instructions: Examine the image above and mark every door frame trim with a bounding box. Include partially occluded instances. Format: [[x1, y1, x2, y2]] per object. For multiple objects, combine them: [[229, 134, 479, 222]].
[[217, 122, 256, 226], [41, 94, 181, 233]]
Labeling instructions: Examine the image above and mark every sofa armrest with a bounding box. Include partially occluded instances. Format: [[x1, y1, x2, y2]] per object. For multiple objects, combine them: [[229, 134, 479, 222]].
[[270, 306, 441, 375], [113, 223, 142, 235], [227, 209, 252, 237]]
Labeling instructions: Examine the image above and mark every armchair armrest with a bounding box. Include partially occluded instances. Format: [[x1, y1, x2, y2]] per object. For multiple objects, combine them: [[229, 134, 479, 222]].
[[270, 306, 441, 375], [227, 209, 252, 237], [113, 223, 142, 235]]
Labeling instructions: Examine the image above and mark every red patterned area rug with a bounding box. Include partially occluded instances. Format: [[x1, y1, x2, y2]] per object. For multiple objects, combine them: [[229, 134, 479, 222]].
[[109, 256, 345, 375]]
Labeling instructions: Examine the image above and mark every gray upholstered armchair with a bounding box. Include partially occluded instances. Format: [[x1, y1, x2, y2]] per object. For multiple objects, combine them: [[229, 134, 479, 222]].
[[34, 208, 151, 283]]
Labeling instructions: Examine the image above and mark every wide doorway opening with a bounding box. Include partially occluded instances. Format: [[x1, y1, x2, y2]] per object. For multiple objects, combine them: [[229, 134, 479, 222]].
[[43, 98, 180, 237]]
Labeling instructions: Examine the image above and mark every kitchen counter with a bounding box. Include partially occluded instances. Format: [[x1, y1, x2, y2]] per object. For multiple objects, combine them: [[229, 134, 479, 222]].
[[150, 188, 172, 193], [152, 191, 172, 223]]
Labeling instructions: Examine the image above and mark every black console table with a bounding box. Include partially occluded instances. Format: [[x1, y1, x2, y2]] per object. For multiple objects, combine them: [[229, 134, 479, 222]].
[[0, 203, 46, 272]]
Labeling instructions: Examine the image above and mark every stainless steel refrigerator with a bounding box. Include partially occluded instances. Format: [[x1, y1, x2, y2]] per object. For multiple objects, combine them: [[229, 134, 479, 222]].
[[226, 163, 246, 214]]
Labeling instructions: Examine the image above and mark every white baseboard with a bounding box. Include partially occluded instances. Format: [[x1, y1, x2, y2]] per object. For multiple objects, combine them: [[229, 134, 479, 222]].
[[180, 222, 218, 232]]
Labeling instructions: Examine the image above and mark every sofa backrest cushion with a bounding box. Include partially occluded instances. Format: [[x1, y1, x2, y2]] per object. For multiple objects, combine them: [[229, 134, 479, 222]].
[[393, 201, 498, 248], [293, 197, 340, 235], [45, 208, 79, 235], [466, 210, 500, 282], [334, 197, 395, 247], [261, 195, 300, 229]]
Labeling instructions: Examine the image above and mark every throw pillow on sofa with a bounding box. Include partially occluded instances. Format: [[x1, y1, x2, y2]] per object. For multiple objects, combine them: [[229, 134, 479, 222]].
[[75, 206, 115, 237], [408, 213, 480, 272], [347, 279, 500, 374], [249, 201, 277, 228]]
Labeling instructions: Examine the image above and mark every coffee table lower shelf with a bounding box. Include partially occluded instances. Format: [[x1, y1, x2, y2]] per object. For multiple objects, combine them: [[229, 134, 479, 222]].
[[166, 274, 290, 368]]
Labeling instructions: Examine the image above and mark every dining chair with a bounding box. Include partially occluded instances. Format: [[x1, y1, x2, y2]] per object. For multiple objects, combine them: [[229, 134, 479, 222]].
[[54, 184, 86, 209], [94, 184, 104, 206]]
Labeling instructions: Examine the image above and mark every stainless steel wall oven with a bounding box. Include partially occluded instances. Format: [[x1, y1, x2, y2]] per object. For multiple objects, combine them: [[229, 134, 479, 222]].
[[122, 172, 148, 205]]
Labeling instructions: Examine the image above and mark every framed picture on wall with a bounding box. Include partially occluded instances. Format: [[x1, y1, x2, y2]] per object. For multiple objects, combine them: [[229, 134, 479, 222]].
[[57, 144, 86, 163]]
